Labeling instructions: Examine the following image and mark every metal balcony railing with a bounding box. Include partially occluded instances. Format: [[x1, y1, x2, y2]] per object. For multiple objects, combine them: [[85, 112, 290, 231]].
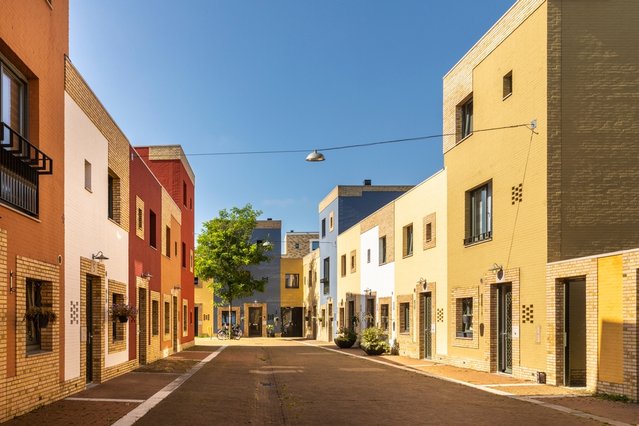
[[463, 231, 492, 246], [0, 122, 53, 216]]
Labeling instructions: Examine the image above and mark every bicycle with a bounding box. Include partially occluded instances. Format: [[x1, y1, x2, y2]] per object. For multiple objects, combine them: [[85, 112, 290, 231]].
[[217, 324, 243, 340]]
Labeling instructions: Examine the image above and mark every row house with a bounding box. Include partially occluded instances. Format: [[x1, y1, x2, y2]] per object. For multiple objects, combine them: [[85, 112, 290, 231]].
[[307, 0, 639, 400], [0, 0, 70, 421]]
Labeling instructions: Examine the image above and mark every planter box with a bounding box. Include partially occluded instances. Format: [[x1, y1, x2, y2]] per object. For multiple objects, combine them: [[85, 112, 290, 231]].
[[334, 338, 356, 349], [361, 346, 386, 356]]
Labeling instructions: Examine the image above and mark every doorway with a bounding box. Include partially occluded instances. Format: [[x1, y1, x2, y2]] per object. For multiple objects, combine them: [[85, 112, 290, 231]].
[[86, 276, 94, 383], [138, 288, 147, 365], [422, 293, 432, 360], [194, 306, 199, 337], [565, 278, 586, 386], [249, 307, 263, 337], [172, 296, 178, 352], [497, 284, 513, 374]]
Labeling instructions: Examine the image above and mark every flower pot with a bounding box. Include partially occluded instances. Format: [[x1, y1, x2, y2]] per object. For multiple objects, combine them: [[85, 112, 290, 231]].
[[334, 337, 355, 349], [362, 346, 386, 356], [118, 315, 129, 323], [39, 315, 50, 329]]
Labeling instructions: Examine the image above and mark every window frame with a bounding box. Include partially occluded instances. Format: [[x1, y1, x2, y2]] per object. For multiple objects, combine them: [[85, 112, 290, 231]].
[[503, 71, 513, 99], [403, 224, 414, 258], [399, 302, 410, 334], [465, 181, 493, 246], [461, 97, 473, 139], [285, 273, 300, 289], [456, 297, 474, 338], [152, 300, 159, 336], [84, 160, 92, 192], [340, 254, 346, 277], [378, 236, 387, 265], [149, 210, 157, 248]]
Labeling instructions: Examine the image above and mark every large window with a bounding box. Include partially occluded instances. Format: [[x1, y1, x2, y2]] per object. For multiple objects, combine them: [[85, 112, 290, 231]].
[[399, 302, 410, 333], [322, 257, 330, 295], [457, 298, 473, 338], [26, 280, 43, 352], [285, 273, 299, 288], [378, 236, 387, 265], [461, 98, 473, 139], [403, 224, 414, 257], [465, 182, 492, 245]]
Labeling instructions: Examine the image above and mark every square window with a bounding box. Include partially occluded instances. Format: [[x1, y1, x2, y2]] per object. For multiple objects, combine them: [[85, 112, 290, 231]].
[[285, 273, 299, 288], [456, 298, 473, 338], [310, 240, 319, 251], [503, 71, 513, 99], [460, 97, 473, 139], [465, 181, 492, 245], [402, 224, 414, 257], [399, 302, 410, 333]]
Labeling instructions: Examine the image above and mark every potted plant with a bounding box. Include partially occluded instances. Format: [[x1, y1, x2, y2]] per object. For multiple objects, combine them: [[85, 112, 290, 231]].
[[334, 326, 357, 349], [109, 303, 137, 323], [24, 306, 57, 328], [266, 324, 275, 337], [359, 327, 390, 356]]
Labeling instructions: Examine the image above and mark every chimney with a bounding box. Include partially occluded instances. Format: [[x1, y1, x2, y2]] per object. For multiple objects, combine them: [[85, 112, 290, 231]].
[[363, 179, 372, 186]]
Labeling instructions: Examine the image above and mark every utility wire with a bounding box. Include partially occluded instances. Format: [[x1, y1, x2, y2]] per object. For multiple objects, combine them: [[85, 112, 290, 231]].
[[134, 122, 533, 159]]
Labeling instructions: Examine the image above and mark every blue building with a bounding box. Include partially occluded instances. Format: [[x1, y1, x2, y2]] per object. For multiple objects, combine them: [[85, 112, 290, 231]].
[[317, 181, 412, 340]]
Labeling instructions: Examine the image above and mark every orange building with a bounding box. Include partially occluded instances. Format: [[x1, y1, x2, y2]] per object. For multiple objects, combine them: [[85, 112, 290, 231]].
[[0, 0, 74, 421]]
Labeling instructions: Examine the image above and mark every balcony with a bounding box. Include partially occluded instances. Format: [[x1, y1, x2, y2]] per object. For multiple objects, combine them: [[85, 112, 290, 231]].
[[0, 122, 53, 217]]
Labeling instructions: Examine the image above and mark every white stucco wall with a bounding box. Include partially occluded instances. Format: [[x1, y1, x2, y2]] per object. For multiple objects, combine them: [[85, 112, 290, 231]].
[[360, 226, 395, 340], [64, 93, 130, 379]]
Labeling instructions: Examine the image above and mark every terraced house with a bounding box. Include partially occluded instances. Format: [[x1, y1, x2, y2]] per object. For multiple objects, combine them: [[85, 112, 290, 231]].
[[442, 0, 639, 399], [0, 0, 70, 420]]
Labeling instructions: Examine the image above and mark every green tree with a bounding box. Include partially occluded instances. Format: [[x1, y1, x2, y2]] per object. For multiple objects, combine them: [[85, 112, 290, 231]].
[[195, 204, 270, 337]]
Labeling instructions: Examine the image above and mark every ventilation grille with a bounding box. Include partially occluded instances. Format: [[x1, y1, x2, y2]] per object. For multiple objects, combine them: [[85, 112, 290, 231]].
[[436, 308, 444, 323], [512, 183, 523, 205], [70, 300, 79, 325], [522, 304, 534, 324]]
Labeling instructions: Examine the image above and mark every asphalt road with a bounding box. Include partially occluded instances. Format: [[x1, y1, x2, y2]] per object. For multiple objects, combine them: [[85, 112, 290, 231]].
[[135, 342, 599, 426]]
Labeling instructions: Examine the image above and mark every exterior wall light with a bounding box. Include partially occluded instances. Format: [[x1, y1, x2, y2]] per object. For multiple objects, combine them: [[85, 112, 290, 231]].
[[92, 251, 109, 261]]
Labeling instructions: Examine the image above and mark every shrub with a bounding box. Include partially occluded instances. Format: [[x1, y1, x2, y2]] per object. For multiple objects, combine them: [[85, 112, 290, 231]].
[[359, 327, 389, 355]]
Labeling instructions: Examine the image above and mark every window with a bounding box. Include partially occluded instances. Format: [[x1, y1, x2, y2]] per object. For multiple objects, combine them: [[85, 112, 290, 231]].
[[182, 181, 187, 206], [26, 280, 44, 352], [399, 302, 410, 333], [84, 160, 92, 191], [329, 211, 334, 232], [380, 304, 389, 331], [403, 224, 414, 257], [182, 242, 186, 268], [310, 240, 319, 251], [294, 243, 300, 249], [183, 303, 188, 333], [174, 241, 178, 257], [164, 301, 170, 334], [190, 250, 194, 272], [379, 236, 387, 265], [503, 71, 513, 99], [425, 222, 432, 242], [308, 267, 313, 287], [322, 257, 330, 295], [222, 310, 237, 325], [107, 174, 114, 220], [367, 249, 371, 264], [137, 208, 143, 231], [366, 298, 375, 328], [285, 273, 299, 288], [112, 293, 125, 342], [340, 254, 346, 277], [152, 300, 159, 335], [457, 298, 473, 338], [350, 251, 356, 273], [149, 210, 157, 248], [465, 181, 492, 245], [321, 219, 326, 238], [165, 226, 171, 257], [107, 170, 120, 222], [461, 98, 473, 139], [339, 307, 345, 328]]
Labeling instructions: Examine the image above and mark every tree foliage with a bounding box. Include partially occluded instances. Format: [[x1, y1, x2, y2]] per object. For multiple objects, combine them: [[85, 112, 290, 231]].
[[195, 204, 270, 306]]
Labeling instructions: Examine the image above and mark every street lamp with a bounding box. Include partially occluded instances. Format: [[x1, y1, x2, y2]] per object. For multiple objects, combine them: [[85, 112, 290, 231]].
[[305, 150, 325, 162]]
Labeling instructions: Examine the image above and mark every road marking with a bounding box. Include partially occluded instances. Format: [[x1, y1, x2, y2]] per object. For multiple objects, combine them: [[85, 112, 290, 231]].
[[112, 345, 227, 426], [297, 342, 631, 426], [65, 397, 145, 403]]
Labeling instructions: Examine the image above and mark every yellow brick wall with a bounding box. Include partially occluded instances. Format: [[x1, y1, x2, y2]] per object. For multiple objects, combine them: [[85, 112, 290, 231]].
[[280, 257, 303, 307]]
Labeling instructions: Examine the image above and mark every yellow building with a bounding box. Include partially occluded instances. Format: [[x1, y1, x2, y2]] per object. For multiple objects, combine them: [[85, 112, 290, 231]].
[[443, 0, 639, 398], [302, 249, 320, 339], [393, 170, 447, 359], [160, 189, 182, 357], [194, 279, 215, 338]]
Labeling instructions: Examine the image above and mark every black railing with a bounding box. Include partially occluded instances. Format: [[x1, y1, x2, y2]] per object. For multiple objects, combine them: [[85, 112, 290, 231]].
[[464, 231, 492, 246], [0, 122, 53, 216]]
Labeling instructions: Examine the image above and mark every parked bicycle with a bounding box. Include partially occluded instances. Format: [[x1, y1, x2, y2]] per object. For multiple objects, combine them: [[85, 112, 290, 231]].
[[217, 323, 243, 340], [281, 321, 294, 337]]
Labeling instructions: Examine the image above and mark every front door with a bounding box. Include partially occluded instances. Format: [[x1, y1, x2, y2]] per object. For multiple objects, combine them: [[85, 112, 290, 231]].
[[422, 293, 432, 359], [249, 307, 262, 337], [194, 306, 199, 337], [86, 276, 93, 383], [498, 284, 513, 374], [565, 279, 586, 386]]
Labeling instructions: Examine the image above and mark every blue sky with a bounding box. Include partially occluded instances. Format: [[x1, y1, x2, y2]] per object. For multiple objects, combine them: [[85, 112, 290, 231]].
[[69, 1, 515, 236]]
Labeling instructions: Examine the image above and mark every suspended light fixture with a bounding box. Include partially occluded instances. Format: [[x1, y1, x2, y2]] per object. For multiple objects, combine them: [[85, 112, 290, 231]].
[[305, 150, 325, 162]]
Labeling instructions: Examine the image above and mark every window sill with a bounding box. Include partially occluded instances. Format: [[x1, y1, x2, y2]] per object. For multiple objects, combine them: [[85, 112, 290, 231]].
[[457, 133, 473, 144], [399, 331, 410, 335], [85, 187, 92, 193], [463, 237, 492, 248], [502, 93, 512, 101], [26, 349, 52, 357], [402, 253, 413, 259], [455, 335, 473, 340]]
